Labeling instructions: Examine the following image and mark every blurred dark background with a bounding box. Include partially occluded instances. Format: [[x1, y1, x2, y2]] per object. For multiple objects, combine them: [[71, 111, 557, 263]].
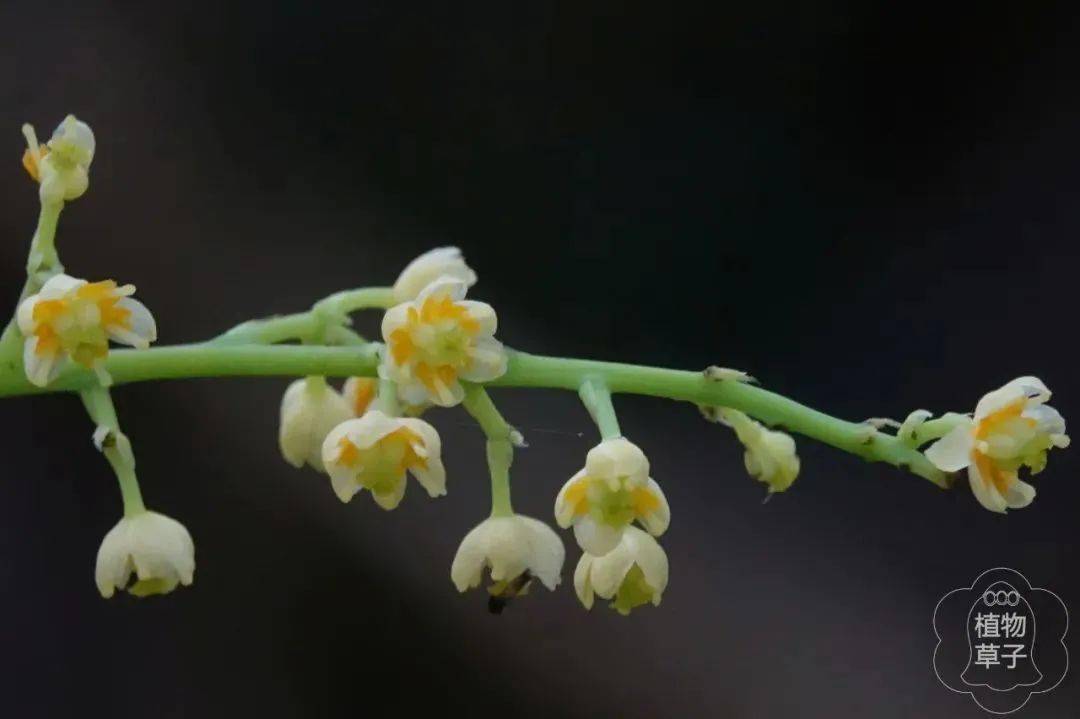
[[1, 1, 1078, 717]]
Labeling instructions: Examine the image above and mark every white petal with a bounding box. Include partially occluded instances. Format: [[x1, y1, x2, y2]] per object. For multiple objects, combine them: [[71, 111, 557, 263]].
[[380, 303, 410, 339], [279, 379, 353, 472], [924, 424, 975, 472], [623, 527, 668, 599], [975, 377, 1050, 420], [400, 418, 446, 497], [573, 516, 623, 556], [458, 300, 497, 336], [459, 336, 508, 382], [450, 515, 564, 592], [586, 540, 636, 598], [519, 515, 565, 590], [585, 438, 650, 485], [38, 273, 84, 299], [22, 337, 59, 387], [106, 297, 157, 348], [554, 472, 587, 527], [416, 274, 469, 304], [328, 468, 361, 503], [636, 478, 670, 536], [967, 464, 1008, 513], [574, 554, 596, 609], [16, 295, 40, 335], [1004, 478, 1036, 509], [1022, 404, 1066, 437], [393, 247, 477, 302]]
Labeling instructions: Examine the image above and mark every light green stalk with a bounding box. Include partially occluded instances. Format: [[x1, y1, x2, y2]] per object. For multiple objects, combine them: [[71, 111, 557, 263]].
[[81, 384, 146, 516], [461, 383, 515, 516], [0, 200, 64, 360], [579, 378, 621, 440]]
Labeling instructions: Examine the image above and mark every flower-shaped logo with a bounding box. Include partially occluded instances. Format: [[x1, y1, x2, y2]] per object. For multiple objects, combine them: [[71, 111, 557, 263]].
[[933, 568, 1068, 714]]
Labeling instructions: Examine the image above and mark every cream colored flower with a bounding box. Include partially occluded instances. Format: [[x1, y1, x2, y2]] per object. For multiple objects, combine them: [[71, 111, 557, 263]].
[[22, 115, 95, 204], [574, 527, 668, 615], [450, 514, 565, 604], [381, 276, 506, 407], [95, 511, 195, 599], [343, 377, 377, 416], [279, 378, 354, 472], [17, 274, 156, 386], [925, 377, 1069, 513], [554, 438, 670, 556], [393, 247, 477, 303], [717, 408, 800, 493], [321, 410, 445, 508]]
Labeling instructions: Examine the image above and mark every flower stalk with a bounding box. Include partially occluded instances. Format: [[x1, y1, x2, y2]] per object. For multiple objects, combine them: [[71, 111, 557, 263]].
[[461, 383, 515, 516]]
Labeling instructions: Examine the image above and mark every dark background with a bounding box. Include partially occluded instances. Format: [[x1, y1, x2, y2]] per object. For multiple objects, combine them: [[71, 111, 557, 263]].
[[1, 2, 1077, 717]]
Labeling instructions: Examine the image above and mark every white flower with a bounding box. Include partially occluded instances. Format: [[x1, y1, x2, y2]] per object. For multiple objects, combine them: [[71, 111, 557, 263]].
[[393, 247, 477, 303], [321, 410, 445, 508], [717, 408, 800, 493], [381, 276, 507, 408], [95, 511, 195, 599], [17, 274, 156, 386], [22, 115, 95, 203], [450, 514, 565, 602], [554, 438, 670, 556], [279, 378, 354, 472], [925, 377, 1069, 513], [574, 526, 668, 615]]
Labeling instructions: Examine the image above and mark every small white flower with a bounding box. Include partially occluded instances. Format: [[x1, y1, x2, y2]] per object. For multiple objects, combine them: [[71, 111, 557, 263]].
[[22, 115, 95, 203], [393, 247, 478, 303], [95, 511, 195, 599], [925, 377, 1069, 513], [554, 438, 670, 556], [342, 376, 378, 416], [321, 410, 445, 508], [450, 514, 565, 600], [381, 276, 507, 408], [17, 274, 156, 386], [279, 378, 354, 472], [717, 408, 800, 493], [574, 526, 668, 615]]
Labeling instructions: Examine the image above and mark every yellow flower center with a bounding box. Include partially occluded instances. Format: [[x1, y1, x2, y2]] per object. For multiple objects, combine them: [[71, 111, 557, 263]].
[[971, 400, 1037, 494], [336, 428, 427, 495], [563, 475, 659, 527], [388, 293, 480, 397], [31, 281, 131, 366]]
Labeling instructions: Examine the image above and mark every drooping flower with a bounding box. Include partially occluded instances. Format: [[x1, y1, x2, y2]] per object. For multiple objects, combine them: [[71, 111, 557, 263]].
[[95, 511, 196, 599], [321, 410, 445, 508], [393, 247, 477, 303], [17, 274, 157, 386], [574, 526, 669, 615], [715, 408, 800, 493], [279, 378, 354, 472], [555, 438, 670, 556], [22, 115, 95, 204], [381, 276, 506, 408], [925, 377, 1069, 513], [450, 514, 565, 610]]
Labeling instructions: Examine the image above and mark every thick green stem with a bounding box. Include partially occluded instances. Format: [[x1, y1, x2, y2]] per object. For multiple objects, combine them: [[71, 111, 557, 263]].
[[579, 378, 621, 440], [461, 383, 515, 516], [0, 344, 947, 488]]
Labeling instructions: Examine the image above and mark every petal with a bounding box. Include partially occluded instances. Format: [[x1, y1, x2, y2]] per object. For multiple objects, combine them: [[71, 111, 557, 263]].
[[1004, 478, 1036, 509], [450, 525, 489, 592], [23, 337, 59, 387], [16, 295, 40, 335], [459, 337, 508, 382], [416, 275, 468, 304], [426, 375, 465, 408], [585, 438, 650, 485], [624, 528, 669, 599], [967, 464, 1008, 513], [370, 476, 408, 510], [573, 517, 624, 557], [924, 424, 975, 472], [328, 468, 361, 503], [38, 273, 84, 299], [636, 478, 671, 536], [106, 297, 157, 348], [393, 247, 477, 303], [587, 540, 636, 598], [975, 377, 1050, 420], [400, 419, 446, 497], [554, 472, 587, 528], [1022, 404, 1066, 437], [380, 303, 410, 340], [574, 554, 596, 609], [458, 300, 497, 336], [518, 515, 565, 590]]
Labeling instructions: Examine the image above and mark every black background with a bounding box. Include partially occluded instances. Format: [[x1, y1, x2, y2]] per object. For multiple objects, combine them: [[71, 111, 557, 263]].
[[1, 2, 1077, 717]]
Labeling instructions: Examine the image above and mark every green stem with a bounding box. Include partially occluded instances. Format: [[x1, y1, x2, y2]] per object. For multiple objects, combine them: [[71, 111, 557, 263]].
[[461, 383, 515, 516], [80, 384, 146, 516], [373, 378, 401, 416], [312, 287, 397, 318], [0, 344, 947, 488], [213, 287, 393, 346], [579, 378, 621, 440]]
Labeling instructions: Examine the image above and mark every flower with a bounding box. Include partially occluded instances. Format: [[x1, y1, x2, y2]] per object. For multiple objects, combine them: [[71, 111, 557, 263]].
[[95, 511, 196, 599], [22, 115, 95, 204], [574, 526, 668, 615], [343, 376, 377, 416], [450, 514, 565, 607], [716, 408, 800, 493], [17, 274, 157, 386], [321, 410, 445, 508], [279, 378, 354, 472], [381, 276, 507, 407], [554, 438, 670, 556], [393, 247, 477, 303], [925, 377, 1069, 513]]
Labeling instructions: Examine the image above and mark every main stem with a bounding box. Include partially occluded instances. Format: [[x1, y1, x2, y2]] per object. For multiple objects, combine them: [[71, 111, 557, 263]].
[[0, 348, 946, 489]]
